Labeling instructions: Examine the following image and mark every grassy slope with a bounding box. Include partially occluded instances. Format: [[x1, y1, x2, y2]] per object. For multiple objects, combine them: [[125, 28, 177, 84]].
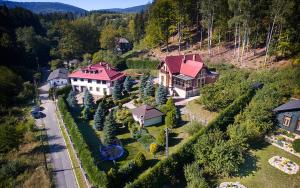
[[217, 143, 300, 188], [185, 99, 218, 123]]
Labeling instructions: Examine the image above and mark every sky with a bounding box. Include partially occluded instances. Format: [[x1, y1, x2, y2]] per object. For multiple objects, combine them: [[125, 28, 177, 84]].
[[10, 0, 152, 10]]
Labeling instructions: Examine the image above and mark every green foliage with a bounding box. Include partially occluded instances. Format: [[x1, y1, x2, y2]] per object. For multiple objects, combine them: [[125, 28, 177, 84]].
[[165, 97, 177, 128], [156, 84, 167, 105], [184, 162, 209, 188], [124, 76, 134, 92], [116, 108, 133, 127], [49, 59, 63, 70], [100, 24, 119, 50], [184, 121, 204, 136], [135, 152, 146, 168], [112, 79, 123, 100], [0, 124, 22, 153], [139, 74, 148, 98], [57, 96, 108, 187], [126, 58, 160, 69], [0, 160, 27, 187], [83, 89, 94, 109], [17, 81, 35, 102], [66, 90, 79, 111], [292, 139, 300, 153], [157, 128, 166, 147], [137, 134, 156, 149], [103, 110, 117, 145], [93, 102, 106, 131], [144, 76, 155, 97], [54, 85, 72, 97]]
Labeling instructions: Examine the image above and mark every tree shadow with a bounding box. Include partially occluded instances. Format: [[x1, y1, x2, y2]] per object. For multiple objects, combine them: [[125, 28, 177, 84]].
[[169, 137, 182, 147], [234, 153, 259, 178], [29, 143, 66, 154], [120, 137, 135, 146]]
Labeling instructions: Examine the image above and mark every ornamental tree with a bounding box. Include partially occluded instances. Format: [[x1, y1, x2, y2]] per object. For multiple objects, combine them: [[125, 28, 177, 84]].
[[124, 76, 134, 93], [157, 128, 166, 147], [139, 74, 148, 98], [144, 76, 155, 97], [66, 90, 79, 111], [149, 143, 158, 156], [112, 79, 122, 100], [103, 110, 117, 145], [94, 102, 106, 131], [83, 89, 94, 109], [165, 97, 177, 128], [156, 84, 167, 105]]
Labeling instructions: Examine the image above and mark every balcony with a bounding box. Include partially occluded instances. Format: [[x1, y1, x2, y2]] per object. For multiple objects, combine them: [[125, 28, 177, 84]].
[[173, 84, 194, 91]]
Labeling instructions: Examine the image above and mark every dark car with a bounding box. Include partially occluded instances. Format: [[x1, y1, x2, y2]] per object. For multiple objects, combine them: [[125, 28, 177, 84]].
[[32, 106, 41, 112], [31, 111, 45, 119]]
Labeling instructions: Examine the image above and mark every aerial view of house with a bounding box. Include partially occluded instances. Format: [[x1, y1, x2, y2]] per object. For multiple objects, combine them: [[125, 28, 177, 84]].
[[47, 68, 69, 88], [68, 62, 125, 96], [131, 104, 164, 127]]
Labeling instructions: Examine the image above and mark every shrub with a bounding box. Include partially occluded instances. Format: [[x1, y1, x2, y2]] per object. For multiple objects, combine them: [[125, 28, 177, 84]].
[[135, 152, 146, 168], [126, 58, 160, 69], [292, 139, 300, 152], [138, 134, 155, 149], [55, 85, 72, 97], [149, 143, 158, 155], [184, 121, 204, 136]]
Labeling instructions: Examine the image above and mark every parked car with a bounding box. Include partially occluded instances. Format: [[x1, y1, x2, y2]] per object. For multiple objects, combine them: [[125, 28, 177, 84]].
[[31, 111, 44, 119], [32, 106, 41, 112]]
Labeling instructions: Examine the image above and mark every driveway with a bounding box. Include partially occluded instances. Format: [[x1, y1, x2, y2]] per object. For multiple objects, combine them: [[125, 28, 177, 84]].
[[36, 83, 78, 188]]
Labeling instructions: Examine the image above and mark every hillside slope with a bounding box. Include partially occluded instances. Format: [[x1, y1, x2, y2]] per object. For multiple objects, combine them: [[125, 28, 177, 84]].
[[99, 4, 150, 13], [0, 0, 86, 14]]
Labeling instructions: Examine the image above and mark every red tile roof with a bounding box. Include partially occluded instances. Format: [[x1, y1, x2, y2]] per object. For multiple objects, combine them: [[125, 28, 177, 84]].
[[163, 54, 204, 78], [68, 63, 125, 81]]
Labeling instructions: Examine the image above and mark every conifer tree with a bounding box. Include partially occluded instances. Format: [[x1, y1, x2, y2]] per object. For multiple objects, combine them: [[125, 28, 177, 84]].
[[156, 84, 167, 105], [103, 110, 117, 145], [83, 89, 94, 109], [165, 97, 177, 128], [66, 90, 79, 111], [124, 76, 134, 93], [144, 76, 155, 97], [112, 79, 122, 100], [94, 102, 106, 131], [139, 74, 148, 98]]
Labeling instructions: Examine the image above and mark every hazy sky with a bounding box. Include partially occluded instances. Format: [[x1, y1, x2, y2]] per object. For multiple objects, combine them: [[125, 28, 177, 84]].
[[10, 0, 152, 10]]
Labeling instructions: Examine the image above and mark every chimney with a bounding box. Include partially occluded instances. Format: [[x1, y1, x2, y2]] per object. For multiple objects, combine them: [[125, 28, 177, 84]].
[[193, 54, 196, 61], [182, 54, 186, 64]]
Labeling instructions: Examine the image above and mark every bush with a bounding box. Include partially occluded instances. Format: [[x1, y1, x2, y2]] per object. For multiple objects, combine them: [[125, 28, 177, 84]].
[[135, 152, 146, 168], [55, 85, 72, 97], [292, 139, 300, 152], [126, 58, 160, 69], [184, 121, 204, 136], [137, 134, 155, 149]]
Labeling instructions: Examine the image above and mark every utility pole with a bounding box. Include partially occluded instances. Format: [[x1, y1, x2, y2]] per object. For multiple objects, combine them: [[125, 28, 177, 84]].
[[165, 127, 169, 158]]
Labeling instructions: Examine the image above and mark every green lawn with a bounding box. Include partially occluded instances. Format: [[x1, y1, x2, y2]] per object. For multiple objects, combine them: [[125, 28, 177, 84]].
[[123, 69, 158, 77], [186, 99, 218, 123], [217, 142, 300, 188]]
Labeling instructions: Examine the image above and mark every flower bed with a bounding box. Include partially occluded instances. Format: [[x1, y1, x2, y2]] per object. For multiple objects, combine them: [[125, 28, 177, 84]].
[[218, 182, 246, 188], [268, 156, 299, 174]]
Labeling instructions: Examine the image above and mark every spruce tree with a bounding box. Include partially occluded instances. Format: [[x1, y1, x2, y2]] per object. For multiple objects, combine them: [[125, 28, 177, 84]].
[[112, 79, 122, 100], [94, 102, 106, 131], [139, 74, 148, 98], [103, 110, 117, 145], [165, 97, 177, 128], [156, 84, 167, 105], [124, 76, 133, 93], [144, 76, 155, 97], [66, 90, 79, 111], [83, 89, 94, 109]]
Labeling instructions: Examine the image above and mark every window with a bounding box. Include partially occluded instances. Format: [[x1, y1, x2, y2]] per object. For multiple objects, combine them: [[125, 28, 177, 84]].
[[103, 88, 107, 95], [97, 80, 101, 84], [96, 87, 99, 92], [102, 80, 107, 84], [80, 78, 84, 82], [73, 78, 77, 82], [283, 116, 292, 127], [89, 87, 93, 91], [88, 79, 92, 83]]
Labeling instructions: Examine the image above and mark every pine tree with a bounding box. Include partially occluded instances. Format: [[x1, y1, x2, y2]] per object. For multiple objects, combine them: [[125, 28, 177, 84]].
[[83, 89, 94, 109], [156, 84, 167, 105], [165, 97, 177, 128], [139, 74, 148, 98], [66, 90, 79, 111], [112, 79, 122, 100], [144, 76, 155, 97], [103, 110, 117, 145], [124, 76, 133, 93], [94, 102, 106, 131]]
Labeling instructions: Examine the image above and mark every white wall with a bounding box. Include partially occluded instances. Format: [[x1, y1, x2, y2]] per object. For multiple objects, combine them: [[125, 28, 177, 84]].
[[49, 78, 69, 88], [70, 78, 114, 96], [173, 87, 187, 98]]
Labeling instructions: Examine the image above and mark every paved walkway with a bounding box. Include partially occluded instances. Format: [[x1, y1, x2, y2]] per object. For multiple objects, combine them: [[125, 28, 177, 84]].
[[36, 83, 78, 188]]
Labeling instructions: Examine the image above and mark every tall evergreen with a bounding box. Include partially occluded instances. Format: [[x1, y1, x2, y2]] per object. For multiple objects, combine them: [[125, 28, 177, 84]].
[[112, 79, 122, 100], [83, 89, 94, 109], [66, 90, 79, 111], [94, 102, 106, 131], [165, 97, 177, 128], [103, 110, 117, 145], [123, 76, 133, 93], [139, 74, 148, 98], [156, 84, 167, 105], [144, 76, 155, 97]]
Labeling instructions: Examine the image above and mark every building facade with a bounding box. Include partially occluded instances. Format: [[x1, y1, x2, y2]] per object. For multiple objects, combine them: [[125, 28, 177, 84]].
[[273, 99, 300, 135], [158, 54, 218, 98], [131, 105, 164, 127], [47, 68, 69, 88], [68, 63, 125, 96]]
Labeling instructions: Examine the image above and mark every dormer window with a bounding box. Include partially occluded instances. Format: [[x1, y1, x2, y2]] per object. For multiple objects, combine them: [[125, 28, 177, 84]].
[[95, 70, 99, 74]]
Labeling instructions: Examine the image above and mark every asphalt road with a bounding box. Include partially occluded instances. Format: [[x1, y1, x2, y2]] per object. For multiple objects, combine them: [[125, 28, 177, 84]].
[[36, 83, 78, 188]]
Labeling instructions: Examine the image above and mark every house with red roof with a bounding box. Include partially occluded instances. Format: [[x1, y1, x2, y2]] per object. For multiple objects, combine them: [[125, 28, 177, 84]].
[[68, 62, 125, 96], [158, 54, 218, 98]]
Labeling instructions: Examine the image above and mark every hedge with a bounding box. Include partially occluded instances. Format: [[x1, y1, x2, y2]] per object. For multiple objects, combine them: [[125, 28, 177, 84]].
[[126, 58, 160, 70], [125, 88, 257, 188], [57, 96, 108, 187]]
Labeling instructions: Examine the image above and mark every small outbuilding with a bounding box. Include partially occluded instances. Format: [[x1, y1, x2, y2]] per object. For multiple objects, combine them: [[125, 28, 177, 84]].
[[273, 99, 300, 135], [116, 38, 132, 53], [131, 105, 164, 127], [47, 68, 69, 88]]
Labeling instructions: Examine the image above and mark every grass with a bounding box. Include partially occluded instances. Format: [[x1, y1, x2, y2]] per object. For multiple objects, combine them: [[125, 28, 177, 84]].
[[185, 99, 218, 123], [216, 142, 300, 188]]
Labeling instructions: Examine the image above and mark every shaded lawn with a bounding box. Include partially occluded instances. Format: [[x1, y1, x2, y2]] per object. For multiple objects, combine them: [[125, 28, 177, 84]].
[[216, 142, 300, 188], [186, 99, 218, 123], [123, 69, 158, 77]]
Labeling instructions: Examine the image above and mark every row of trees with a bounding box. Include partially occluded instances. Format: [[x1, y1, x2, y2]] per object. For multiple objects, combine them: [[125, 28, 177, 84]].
[[144, 0, 300, 62]]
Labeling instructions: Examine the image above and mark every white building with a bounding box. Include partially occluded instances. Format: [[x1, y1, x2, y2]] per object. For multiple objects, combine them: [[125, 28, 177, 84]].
[[47, 68, 69, 88], [131, 105, 164, 127], [68, 63, 125, 96]]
